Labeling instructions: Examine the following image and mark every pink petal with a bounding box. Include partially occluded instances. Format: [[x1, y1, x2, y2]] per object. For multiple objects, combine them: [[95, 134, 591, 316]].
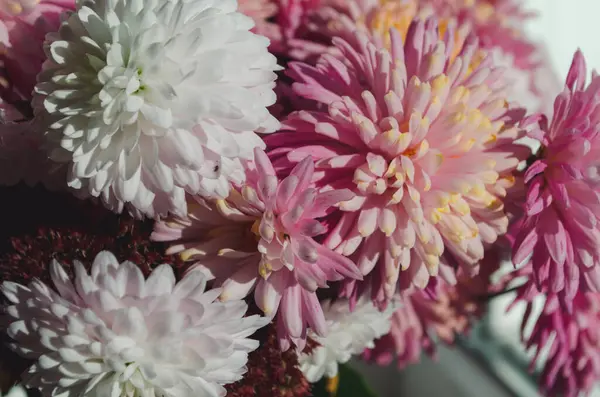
[[289, 154, 314, 194], [541, 215, 567, 267], [254, 272, 288, 316], [306, 188, 355, 218], [302, 290, 327, 336], [254, 147, 275, 176], [220, 263, 258, 301], [281, 285, 303, 338]]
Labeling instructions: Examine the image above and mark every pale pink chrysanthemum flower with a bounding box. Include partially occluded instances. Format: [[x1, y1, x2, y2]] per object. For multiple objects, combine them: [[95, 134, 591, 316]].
[[1, 251, 269, 397], [504, 263, 600, 397], [0, 0, 73, 104], [152, 148, 362, 350], [268, 20, 527, 306], [512, 51, 600, 308]]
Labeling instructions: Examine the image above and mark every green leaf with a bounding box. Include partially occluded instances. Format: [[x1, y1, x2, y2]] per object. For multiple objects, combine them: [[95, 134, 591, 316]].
[[311, 364, 379, 397]]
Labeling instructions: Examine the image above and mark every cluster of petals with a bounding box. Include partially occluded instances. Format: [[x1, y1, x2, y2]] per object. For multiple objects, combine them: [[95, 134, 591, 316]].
[[152, 149, 362, 350], [363, 255, 496, 369], [1, 251, 268, 397], [362, 287, 442, 368], [33, 0, 280, 218], [277, 0, 558, 113], [440, 0, 560, 113], [0, 0, 73, 105], [504, 263, 600, 397], [268, 19, 527, 306], [298, 295, 396, 382], [512, 51, 600, 308]]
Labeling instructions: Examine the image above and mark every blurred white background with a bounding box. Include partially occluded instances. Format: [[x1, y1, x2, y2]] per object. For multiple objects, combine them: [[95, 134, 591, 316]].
[[526, 0, 600, 78]]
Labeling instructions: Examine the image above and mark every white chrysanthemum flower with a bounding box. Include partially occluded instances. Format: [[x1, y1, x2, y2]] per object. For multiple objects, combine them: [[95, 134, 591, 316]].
[[298, 297, 396, 383], [34, 0, 280, 217], [1, 251, 269, 397], [1, 385, 27, 397]]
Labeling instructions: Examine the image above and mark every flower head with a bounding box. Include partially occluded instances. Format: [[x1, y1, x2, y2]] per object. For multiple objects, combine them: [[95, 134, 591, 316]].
[[1, 251, 268, 397], [153, 149, 362, 350], [512, 51, 600, 307], [504, 262, 600, 397], [269, 20, 527, 306], [33, 0, 280, 217], [298, 296, 395, 383]]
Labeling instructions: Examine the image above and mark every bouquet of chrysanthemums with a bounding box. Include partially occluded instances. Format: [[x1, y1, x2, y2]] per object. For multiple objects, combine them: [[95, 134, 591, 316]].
[[0, 0, 598, 396]]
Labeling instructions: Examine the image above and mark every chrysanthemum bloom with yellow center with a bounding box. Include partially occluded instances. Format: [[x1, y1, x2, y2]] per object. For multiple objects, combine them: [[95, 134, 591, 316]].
[[267, 19, 528, 306], [152, 149, 362, 350]]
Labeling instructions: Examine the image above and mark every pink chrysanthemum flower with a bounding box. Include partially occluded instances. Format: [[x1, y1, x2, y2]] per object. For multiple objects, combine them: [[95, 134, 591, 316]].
[[512, 51, 600, 307], [0, 0, 73, 105], [152, 149, 362, 350], [505, 263, 600, 397], [268, 20, 527, 306]]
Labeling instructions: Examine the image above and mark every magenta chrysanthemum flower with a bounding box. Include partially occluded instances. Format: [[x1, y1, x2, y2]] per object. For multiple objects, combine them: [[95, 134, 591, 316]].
[[0, 0, 73, 104], [505, 263, 600, 397], [268, 20, 527, 306], [152, 148, 362, 350], [512, 51, 600, 307]]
